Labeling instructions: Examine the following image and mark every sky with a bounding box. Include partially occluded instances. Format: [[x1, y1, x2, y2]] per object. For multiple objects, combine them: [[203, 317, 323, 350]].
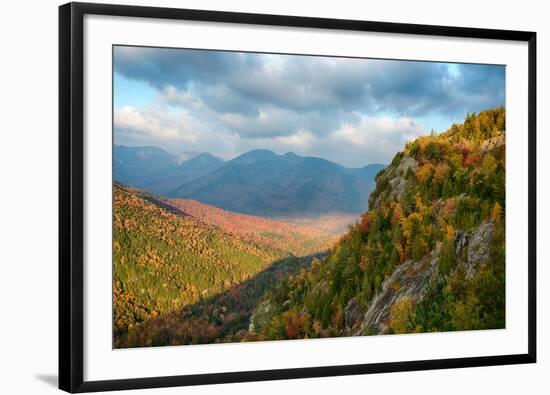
[[113, 46, 505, 168]]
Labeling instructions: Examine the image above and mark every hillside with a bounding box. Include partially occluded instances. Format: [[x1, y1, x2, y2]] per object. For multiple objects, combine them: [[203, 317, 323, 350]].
[[171, 150, 384, 216], [114, 184, 284, 339], [113, 184, 337, 346], [247, 108, 506, 340], [115, 108, 506, 347], [167, 198, 345, 257]]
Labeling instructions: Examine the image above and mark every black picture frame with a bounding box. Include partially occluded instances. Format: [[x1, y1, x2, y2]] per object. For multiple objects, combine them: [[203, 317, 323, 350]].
[[59, 2, 537, 393]]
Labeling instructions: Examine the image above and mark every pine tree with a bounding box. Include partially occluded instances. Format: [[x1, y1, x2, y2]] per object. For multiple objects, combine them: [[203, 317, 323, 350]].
[[442, 178, 453, 199], [412, 235, 425, 261]]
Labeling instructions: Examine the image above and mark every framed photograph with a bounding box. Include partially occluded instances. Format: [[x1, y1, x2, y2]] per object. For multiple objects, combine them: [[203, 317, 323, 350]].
[[59, 2, 537, 392]]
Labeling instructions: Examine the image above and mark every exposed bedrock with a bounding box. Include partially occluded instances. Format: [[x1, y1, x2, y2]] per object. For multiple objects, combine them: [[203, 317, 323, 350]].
[[346, 221, 495, 336]]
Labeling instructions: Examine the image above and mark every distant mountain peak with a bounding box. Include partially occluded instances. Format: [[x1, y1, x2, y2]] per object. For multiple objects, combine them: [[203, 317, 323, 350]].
[[230, 149, 279, 165], [115, 144, 173, 156], [177, 151, 200, 164], [249, 149, 276, 154], [188, 152, 222, 163], [196, 152, 217, 159], [172, 149, 381, 216]]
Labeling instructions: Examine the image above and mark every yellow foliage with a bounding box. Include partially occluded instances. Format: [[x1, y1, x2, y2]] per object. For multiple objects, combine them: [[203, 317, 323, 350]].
[[414, 192, 425, 213], [389, 297, 417, 334], [445, 224, 455, 241], [491, 202, 503, 223], [400, 212, 422, 241], [390, 281, 401, 292], [416, 163, 434, 183], [481, 154, 498, 176], [359, 255, 370, 272], [390, 202, 404, 225]]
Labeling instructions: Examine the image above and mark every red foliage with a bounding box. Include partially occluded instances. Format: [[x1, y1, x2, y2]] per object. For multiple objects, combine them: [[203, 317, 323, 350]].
[[167, 198, 349, 256], [359, 212, 374, 233], [285, 311, 307, 338]]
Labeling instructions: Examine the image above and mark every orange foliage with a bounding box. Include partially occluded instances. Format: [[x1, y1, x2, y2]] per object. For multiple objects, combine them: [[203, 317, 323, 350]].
[[434, 162, 450, 182], [168, 198, 350, 256], [416, 163, 434, 182]]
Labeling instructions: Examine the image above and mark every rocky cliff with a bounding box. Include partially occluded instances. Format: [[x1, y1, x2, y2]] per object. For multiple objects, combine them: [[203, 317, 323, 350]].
[[248, 108, 506, 340], [345, 220, 495, 336], [369, 154, 418, 210]]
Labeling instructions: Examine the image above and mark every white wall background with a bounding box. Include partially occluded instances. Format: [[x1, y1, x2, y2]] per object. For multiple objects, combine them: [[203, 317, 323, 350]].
[[0, 0, 546, 394]]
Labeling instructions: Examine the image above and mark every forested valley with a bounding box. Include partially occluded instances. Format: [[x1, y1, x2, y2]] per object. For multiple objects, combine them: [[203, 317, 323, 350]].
[[114, 108, 506, 347]]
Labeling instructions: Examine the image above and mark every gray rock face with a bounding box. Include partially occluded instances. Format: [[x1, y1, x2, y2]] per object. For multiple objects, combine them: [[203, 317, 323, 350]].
[[371, 155, 418, 209], [248, 299, 274, 335], [352, 221, 495, 336], [356, 246, 440, 335], [480, 133, 505, 154], [454, 221, 494, 278], [344, 297, 365, 335], [248, 219, 495, 338]]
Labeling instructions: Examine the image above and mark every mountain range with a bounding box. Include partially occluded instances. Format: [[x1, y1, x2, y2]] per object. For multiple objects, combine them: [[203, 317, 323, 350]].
[[114, 145, 385, 217], [116, 108, 507, 347], [114, 145, 224, 196]]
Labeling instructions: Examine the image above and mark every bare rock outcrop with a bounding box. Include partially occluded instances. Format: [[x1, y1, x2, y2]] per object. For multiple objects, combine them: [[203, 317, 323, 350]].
[[480, 133, 505, 154], [248, 299, 274, 334], [353, 220, 495, 336], [344, 297, 366, 335], [355, 246, 440, 335], [370, 155, 418, 209], [454, 221, 494, 278]]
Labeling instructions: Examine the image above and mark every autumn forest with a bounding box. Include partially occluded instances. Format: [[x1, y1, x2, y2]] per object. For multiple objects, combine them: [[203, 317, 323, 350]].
[[113, 108, 506, 347]]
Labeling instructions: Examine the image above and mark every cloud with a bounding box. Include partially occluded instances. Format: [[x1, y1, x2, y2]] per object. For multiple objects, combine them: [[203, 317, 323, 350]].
[[114, 47, 504, 119], [329, 115, 427, 163], [243, 129, 317, 152], [217, 106, 338, 139], [206, 116, 427, 167], [114, 105, 202, 143], [113, 46, 505, 166]]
